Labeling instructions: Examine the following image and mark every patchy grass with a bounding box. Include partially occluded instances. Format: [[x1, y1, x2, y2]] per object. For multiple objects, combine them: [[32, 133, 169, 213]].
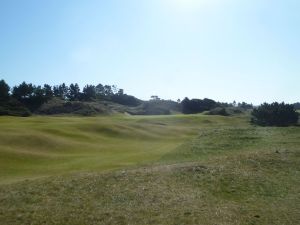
[[0, 114, 299, 224], [0, 149, 299, 225], [161, 125, 300, 162]]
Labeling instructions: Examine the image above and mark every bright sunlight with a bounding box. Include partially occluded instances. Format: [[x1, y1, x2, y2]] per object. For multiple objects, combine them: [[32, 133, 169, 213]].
[[165, 0, 219, 12]]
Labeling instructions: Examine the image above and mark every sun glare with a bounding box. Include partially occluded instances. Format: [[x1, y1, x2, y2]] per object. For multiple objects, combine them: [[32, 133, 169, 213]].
[[166, 0, 216, 11]]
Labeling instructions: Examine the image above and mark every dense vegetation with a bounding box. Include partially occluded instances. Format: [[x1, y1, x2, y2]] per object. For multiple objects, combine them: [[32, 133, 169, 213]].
[[251, 102, 299, 126], [294, 102, 300, 110], [0, 79, 255, 116], [0, 80, 142, 116], [181, 97, 218, 114], [1, 80, 298, 125]]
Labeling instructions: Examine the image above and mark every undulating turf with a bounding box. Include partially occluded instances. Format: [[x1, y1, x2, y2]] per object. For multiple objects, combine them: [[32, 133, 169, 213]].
[[0, 114, 240, 183], [0, 114, 299, 224]]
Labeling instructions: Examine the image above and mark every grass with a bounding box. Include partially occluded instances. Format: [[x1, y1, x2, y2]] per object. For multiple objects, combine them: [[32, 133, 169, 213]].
[[0, 114, 235, 183], [0, 114, 299, 224]]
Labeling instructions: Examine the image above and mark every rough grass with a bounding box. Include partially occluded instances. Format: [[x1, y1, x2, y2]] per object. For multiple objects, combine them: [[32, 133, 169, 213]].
[[0, 150, 299, 225], [0, 114, 299, 224]]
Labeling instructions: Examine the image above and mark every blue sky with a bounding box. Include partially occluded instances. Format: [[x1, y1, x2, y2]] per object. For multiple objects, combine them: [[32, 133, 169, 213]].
[[0, 0, 299, 104]]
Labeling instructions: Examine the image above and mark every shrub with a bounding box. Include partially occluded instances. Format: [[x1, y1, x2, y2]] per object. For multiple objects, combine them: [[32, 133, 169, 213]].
[[205, 107, 229, 116], [37, 98, 103, 116], [181, 98, 218, 114], [251, 102, 299, 126], [110, 94, 142, 106], [0, 98, 31, 117]]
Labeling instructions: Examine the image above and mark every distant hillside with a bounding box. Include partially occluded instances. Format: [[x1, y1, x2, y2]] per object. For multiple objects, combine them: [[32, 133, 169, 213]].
[[0, 80, 144, 116], [0, 79, 261, 117], [37, 98, 182, 116]]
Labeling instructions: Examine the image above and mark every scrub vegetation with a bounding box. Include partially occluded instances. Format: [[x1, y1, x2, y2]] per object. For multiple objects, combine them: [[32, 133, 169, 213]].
[[0, 79, 253, 116]]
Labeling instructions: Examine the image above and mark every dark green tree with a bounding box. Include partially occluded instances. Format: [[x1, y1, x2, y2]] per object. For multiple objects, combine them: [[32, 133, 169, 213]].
[[181, 97, 218, 114], [53, 85, 60, 97], [82, 85, 96, 101], [117, 89, 124, 96], [59, 83, 69, 100], [0, 79, 10, 101], [12, 83, 49, 111], [251, 102, 299, 126], [53, 83, 68, 99], [238, 102, 253, 109], [112, 85, 118, 95], [30, 85, 46, 109], [95, 84, 105, 97], [294, 102, 300, 110], [181, 97, 191, 114], [68, 83, 80, 101], [12, 82, 34, 101], [43, 84, 53, 100], [104, 85, 113, 96]]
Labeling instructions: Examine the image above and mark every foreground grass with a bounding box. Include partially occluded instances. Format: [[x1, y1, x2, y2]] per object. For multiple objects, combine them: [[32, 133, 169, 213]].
[[0, 149, 299, 225], [0, 114, 299, 224]]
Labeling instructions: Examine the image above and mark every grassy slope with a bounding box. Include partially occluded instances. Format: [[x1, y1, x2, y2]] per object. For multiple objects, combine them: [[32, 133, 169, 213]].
[[0, 114, 299, 225], [0, 114, 232, 183]]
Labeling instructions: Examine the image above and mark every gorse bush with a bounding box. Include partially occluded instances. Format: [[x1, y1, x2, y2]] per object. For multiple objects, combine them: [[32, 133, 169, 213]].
[[204, 107, 229, 116], [251, 102, 299, 126], [0, 98, 31, 117], [181, 98, 218, 114]]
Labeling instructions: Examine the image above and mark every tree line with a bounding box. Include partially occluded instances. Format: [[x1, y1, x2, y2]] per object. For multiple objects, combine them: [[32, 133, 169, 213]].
[[1, 79, 298, 127], [0, 79, 256, 116], [0, 79, 141, 115], [180, 97, 253, 114]]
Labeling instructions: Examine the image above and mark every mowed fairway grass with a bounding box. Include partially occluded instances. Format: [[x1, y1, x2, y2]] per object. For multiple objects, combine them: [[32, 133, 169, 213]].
[[0, 114, 206, 183], [0, 114, 299, 225]]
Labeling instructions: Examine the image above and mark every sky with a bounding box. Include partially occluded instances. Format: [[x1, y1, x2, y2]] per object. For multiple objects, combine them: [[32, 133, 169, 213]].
[[0, 0, 299, 104]]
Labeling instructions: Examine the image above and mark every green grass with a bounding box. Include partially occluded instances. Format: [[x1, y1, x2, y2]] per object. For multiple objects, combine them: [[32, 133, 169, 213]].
[[0, 114, 236, 183], [0, 114, 299, 224]]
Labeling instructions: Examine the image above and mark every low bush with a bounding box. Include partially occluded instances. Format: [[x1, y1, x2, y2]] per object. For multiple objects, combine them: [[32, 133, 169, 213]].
[[251, 102, 298, 126], [0, 99, 31, 117], [205, 107, 229, 116], [37, 98, 104, 116]]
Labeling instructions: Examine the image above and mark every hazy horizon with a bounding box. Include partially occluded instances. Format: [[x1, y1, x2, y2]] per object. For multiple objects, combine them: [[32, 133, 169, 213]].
[[0, 0, 299, 104]]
